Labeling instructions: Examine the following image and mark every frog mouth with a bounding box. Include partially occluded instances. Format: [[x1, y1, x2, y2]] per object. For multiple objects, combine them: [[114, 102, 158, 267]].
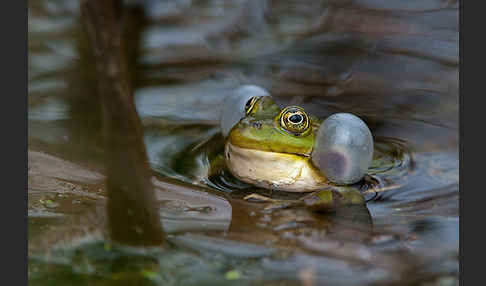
[[224, 142, 328, 192]]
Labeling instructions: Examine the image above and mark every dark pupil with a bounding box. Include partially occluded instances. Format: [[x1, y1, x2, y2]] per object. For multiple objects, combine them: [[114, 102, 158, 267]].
[[289, 114, 302, 124], [245, 98, 254, 110]]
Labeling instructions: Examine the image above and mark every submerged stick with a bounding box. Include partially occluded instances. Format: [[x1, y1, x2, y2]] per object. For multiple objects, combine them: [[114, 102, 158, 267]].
[[80, 0, 164, 246]]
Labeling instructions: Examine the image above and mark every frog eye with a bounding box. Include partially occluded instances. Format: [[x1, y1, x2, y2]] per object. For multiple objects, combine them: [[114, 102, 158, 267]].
[[279, 106, 310, 135], [220, 85, 270, 138], [244, 96, 260, 115], [311, 113, 373, 185]]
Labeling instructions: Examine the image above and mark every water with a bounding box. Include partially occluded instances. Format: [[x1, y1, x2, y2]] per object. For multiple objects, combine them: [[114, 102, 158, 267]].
[[28, 0, 458, 285]]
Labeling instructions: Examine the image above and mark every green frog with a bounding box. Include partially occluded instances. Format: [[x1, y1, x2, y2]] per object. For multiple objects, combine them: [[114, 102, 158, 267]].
[[219, 85, 375, 211]]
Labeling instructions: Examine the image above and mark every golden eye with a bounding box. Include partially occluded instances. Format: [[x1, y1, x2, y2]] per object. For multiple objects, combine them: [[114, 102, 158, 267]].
[[279, 106, 310, 135], [244, 96, 260, 115]]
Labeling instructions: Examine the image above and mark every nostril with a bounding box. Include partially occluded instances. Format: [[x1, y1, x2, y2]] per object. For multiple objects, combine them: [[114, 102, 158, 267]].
[[252, 122, 262, 129]]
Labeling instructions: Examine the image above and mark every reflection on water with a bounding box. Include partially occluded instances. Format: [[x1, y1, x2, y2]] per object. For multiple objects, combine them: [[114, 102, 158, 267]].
[[28, 0, 458, 285]]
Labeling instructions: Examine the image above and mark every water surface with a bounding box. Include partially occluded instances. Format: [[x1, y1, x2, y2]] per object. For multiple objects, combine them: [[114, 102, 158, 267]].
[[28, 0, 458, 285]]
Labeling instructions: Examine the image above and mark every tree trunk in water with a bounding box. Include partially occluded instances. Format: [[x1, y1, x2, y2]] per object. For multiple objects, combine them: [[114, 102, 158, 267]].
[[80, 0, 164, 246]]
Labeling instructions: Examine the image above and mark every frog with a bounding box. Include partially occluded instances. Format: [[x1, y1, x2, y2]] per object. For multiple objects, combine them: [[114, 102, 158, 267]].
[[219, 85, 375, 211]]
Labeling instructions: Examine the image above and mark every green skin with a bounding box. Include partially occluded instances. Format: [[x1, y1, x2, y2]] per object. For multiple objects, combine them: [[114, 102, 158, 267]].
[[227, 97, 317, 156], [224, 96, 366, 211]]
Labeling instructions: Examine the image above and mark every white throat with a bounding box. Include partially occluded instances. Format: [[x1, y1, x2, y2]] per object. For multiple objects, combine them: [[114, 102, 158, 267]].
[[224, 142, 328, 192]]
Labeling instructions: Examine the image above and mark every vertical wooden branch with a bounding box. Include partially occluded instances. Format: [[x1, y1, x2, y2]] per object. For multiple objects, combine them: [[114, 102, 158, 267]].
[[81, 0, 164, 246]]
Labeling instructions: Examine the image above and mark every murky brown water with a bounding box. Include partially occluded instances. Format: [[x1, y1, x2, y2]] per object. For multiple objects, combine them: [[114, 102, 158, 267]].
[[28, 0, 458, 285]]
